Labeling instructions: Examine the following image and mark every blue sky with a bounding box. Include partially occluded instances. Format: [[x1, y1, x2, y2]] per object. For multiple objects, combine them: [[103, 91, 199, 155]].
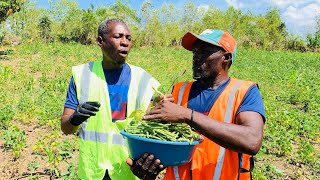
[[36, 0, 320, 36]]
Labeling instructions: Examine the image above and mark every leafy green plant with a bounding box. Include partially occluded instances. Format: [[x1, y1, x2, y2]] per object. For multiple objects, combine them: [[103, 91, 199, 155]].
[[60, 162, 78, 180], [27, 161, 40, 171], [0, 41, 319, 179], [0, 0, 25, 22], [1, 125, 26, 159]]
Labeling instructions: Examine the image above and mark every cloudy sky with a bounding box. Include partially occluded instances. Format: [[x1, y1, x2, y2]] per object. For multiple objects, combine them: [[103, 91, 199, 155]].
[[37, 0, 320, 36], [221, 0, 320, 36]]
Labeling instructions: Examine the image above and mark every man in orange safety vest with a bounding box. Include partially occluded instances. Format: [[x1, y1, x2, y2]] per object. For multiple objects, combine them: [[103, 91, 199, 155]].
[[128, 29, 266, 180]]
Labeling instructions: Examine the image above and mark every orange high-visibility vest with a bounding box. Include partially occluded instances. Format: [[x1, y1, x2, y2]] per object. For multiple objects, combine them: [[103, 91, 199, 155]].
[[165, 78, 256, 180]]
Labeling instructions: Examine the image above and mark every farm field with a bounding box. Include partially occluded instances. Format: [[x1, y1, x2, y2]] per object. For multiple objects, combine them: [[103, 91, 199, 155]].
[[0, 43, 319, 179]]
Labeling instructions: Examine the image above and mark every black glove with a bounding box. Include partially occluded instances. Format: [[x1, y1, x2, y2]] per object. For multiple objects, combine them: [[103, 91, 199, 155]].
[[69, 101, 100, 126], [130, 153, 164, 180]]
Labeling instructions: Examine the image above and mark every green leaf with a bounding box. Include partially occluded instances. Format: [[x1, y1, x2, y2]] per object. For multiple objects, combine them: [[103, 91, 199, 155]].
[[129, 110, 144, 122]]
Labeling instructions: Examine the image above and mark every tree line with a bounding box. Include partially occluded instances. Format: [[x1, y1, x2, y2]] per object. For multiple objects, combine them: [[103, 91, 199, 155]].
[[0, 0, 319, 52]]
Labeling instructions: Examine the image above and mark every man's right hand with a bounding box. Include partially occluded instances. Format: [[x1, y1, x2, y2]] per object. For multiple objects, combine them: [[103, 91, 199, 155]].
[[69, 101, 100, 126], [126, 153, 164, 180]]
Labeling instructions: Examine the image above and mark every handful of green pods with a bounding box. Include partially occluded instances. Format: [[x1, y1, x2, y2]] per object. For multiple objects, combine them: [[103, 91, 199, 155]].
[[125, 118, 201, 142]]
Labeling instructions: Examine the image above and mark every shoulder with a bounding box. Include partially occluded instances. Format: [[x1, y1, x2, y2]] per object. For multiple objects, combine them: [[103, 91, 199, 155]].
[[127, 63, 151, 76], [231, 78, 256, 87], [72, 62, 94, 72], [127, 63, 160, 85], [229, 78, 257, 94], [127, 63, 144, 72], [238, 81, 266, 121]]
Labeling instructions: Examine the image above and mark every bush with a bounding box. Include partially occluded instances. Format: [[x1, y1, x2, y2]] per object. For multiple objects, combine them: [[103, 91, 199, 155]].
[[286, 35, 307, 52]]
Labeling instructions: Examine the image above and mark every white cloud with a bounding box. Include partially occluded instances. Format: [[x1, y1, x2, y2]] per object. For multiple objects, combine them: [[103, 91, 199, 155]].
[[283, 3, 320, 25], [225, 0, 244, 9], [269, 0, 313, 7], [282, 3, 320, 34]]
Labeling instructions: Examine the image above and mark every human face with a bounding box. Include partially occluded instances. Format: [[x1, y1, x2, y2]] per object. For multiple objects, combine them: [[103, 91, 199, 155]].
[[99, 22, 132, 65], [192, 40, 225, 81]]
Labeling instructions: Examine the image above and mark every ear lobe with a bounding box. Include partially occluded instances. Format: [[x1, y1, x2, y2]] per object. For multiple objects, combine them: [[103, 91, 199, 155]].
[[97, 36, 103, 46]]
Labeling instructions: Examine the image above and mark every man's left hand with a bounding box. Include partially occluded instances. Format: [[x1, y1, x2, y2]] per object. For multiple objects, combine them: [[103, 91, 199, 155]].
[[153, 94, 174, 103], [126, 153, 164, 180]]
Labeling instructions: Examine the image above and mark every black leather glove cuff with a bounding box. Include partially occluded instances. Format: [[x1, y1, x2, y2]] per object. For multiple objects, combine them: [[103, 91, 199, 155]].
[[69, 108, 90, 126], [69, 113, 85, 126], [69, 102, 100, 126]]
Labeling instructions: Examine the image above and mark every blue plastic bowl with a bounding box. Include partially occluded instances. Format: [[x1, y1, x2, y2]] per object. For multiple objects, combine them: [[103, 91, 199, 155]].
[[120, 130, 202, 166]]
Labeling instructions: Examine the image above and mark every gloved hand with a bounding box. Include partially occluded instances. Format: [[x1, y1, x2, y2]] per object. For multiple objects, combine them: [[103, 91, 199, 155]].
[[126, 153, 164, 180], [69, 101, 100, 126]]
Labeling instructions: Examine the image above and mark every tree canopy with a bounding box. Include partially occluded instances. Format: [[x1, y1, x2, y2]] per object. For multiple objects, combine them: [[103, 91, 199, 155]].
[[0, 0, 25, 22], [0, 0, 319, 51]]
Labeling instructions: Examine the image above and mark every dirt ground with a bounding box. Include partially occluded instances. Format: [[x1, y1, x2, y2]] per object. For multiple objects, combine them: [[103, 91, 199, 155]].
[[0, 121, 316, 180], [0, 122, 77, 180], [0, 121, 166, 180]]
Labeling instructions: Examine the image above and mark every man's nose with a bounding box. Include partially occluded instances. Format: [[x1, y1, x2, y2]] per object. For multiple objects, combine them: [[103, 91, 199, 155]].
[[120, 37, 130, 47]]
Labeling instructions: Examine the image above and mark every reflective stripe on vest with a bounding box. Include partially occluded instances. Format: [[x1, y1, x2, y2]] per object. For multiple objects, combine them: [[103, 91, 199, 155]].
[[177, 81, 188, 106], [173, 80, 243, 180], [77, 61, 126, 146], [79, 128, 125, 145], [213, 80, 243, 180], [173, 81, 189, 180], [79, 61, 93, 104]]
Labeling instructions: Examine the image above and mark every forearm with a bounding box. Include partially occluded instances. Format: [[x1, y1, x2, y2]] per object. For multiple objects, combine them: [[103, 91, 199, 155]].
[[186, 110, 263, 155], [61, 115, 79, 135], [61, 108, 79, 135]]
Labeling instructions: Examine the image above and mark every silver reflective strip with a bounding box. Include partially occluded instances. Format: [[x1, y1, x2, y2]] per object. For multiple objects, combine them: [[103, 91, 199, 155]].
[[177, 81, 188, 106], [79, 131, 126, 145], [173, 166, 180, 180], [79, 130, 108, 143], [79, 62, 94, 135], [213, 147, 226, 180], [213, 80, 243, 180], [173, 82, 188, 180], [224, 80, 243, 124], [135, 71, 151, 110], [79, 62, 94, 104], [112, 133, 126, 145]]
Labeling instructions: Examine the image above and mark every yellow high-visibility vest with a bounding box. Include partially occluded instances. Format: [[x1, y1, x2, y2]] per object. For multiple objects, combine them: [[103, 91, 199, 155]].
[[72, 60, 160, 180]]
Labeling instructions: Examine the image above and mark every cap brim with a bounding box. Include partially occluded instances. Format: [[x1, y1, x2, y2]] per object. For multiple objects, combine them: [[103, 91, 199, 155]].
[[182, 32, 223, 51], [181, 32, 198, 51]]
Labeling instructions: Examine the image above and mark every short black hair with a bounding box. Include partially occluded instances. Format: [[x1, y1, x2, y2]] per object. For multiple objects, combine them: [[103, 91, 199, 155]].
[[98, 18, 127, 37]]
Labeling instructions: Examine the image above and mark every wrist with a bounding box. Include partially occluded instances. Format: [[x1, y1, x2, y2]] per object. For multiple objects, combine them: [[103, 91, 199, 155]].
[[184, 109, 194, 126], [69, 112, 83, 126]]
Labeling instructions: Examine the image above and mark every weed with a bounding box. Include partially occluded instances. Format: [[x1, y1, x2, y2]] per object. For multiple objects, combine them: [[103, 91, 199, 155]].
[[28, 161, 40, 171], [1, 125, 26, 159]]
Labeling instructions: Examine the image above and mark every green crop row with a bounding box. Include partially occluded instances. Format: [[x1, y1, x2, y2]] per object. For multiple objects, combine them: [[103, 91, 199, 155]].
[[0, 42, 319, 179]]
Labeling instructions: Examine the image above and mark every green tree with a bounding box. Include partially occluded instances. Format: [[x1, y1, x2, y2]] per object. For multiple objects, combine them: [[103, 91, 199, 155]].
[[306, 15, 320, 51], [3, 1, 41, 43], [202, 6, 226, 32], [264, 9, 287, 50], [307, 32, 320, 50], [111, 0, 139, 23], [38, 15, 52, 42], [0, 0, 25, 23], [286, 34, 307, 52]]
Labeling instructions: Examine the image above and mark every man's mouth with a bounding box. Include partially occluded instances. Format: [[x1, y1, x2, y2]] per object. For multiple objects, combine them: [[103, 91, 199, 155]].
[[119, 50, 128, 56]]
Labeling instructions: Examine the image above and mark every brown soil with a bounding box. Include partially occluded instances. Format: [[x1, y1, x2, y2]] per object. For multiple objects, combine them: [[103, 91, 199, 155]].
[[0, 121, 164, 180], [0, 122, 77, 180]]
